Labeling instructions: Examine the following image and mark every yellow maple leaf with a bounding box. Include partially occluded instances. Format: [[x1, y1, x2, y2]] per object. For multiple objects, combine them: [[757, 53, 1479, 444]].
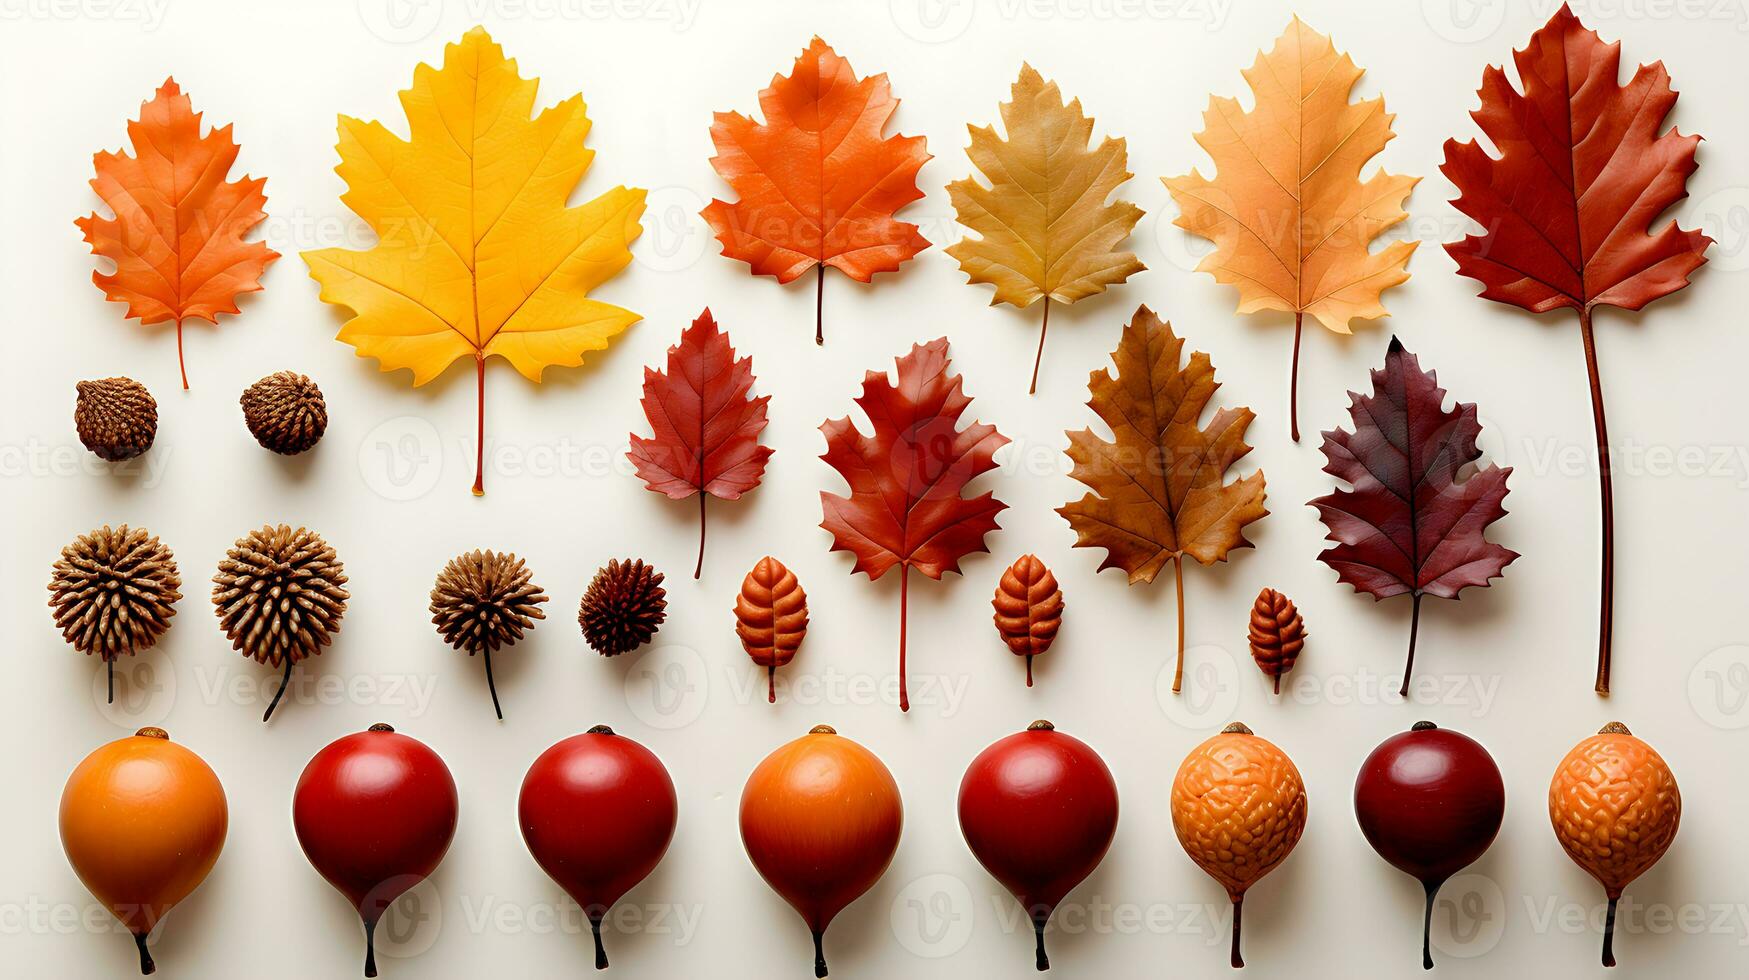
[[1164, 18, 1417, 441], [303, 26, 645, 494], [948, 64, 1145, 394]]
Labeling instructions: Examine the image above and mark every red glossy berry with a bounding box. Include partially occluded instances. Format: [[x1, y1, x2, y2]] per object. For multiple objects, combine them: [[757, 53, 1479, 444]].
[[293, 724, 458, 977], [1353, 721, 1504, 970], [958, 720, 1118, 971], [520, 725, 678, 970]]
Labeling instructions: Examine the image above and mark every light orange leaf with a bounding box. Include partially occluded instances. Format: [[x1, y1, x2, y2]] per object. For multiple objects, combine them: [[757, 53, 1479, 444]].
[[78, 79, 279, 389]]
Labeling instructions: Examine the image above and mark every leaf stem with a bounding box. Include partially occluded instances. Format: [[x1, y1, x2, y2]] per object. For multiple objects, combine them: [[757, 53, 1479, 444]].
[[1229, 894, 1244, 969], [898, 563, 910, 712], [485, 647, 502, 720], [175, 318, 189, 391], [1029, 297, 1051, 395], [1579, 307, 1614, 695], [1401, 592, 1423, 699], [694, 494, 706, 580], [1170, 556, 1186, 694], [1289, 311, 1302, 441], [473, 354, 487, 496], [1422, 878, 1439, 970], [815, 264, 825, 346], [1602, 893, 1619, 967]]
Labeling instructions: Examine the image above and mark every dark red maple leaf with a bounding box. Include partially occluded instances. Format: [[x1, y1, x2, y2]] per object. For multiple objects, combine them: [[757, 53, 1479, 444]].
[[628, 309, 772, 579], [1441, 3, 1710, 693], [1310, 338, 1517, 696], [820, 338, 1008, 711]]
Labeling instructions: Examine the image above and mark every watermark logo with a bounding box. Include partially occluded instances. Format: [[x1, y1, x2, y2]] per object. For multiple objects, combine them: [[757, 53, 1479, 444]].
[[359, 415, 444, 502], [358, 0, 444, 43], [1432, 873, 1506, 959], [891, 874, 975, 959], [891, 0, 977, 41], [1689, 645, 1749, 729], [1421, 0, 1509, 42], [93, 657, 175, 728], [372, 879, 443, 962], [1693, 186, 1749, 272], [1157, 643, 1240, 729], [634, 186, 712, 273], [623, 644, 708, 730]]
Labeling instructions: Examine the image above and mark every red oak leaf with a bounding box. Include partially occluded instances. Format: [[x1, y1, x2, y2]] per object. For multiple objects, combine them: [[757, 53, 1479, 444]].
[[78, 79, 279, 389], [820, 338, 1008, 711], [628, 309, 772, 579], [703, 37, 930, 345], [1310, 338, 1517, 696], [1441, 3, 1710, 693]]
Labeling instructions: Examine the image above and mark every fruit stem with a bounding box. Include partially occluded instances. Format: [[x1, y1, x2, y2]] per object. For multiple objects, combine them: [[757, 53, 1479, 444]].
[[1400, 592, 1423, 699], [176, 318, 188, 391], [590, 912, 609, 970], [485, 647, 502, 720], [898, 563, 910, 712], [264, 656, 293, 723], [1602, 893, 1619, 967], [1170, 556, 1186, 694], [1289, 311, 1302, 442], [587, 724, 615, 735], [1421, 878, 1440, 970], [767, 664, 776, 704], [694, 494, 706, 580], [1229, 894, 1244, 969], [1272, 671, 1280, 695], [473, 353, 487, 497], [815, 265, 825, 347], [812, 928, 827, 978], [364, 918, 378, 978], [1579, 306, 1614, 695], [134, 932, 155, 975], [1032, 908, 1050, 971], [1026, 653, 1034, 688], [1029, 297, 1051, 396]]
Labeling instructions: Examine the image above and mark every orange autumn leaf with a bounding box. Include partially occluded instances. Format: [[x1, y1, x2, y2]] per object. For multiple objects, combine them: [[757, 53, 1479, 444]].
[[78, 79, 279, 389], [1164, 19, 1418, 441], [703, 37, 930, 345]]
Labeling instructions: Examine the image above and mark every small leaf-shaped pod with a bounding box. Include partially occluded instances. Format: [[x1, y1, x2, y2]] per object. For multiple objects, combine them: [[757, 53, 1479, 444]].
[[734, 557, 808, 702], [1246, 588, 1305, 694], [991, 554, 1063, 687]]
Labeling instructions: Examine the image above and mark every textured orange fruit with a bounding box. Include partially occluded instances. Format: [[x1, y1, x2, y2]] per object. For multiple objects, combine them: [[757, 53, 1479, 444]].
[[1172, 722, 1307, 900], [1549, 722, 1679, 896]]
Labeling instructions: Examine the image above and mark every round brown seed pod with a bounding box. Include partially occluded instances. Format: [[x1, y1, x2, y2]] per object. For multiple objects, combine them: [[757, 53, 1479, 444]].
[[240, 371, 327, 455], [75, 378, 157, 461], [578, 559, 666, 656]]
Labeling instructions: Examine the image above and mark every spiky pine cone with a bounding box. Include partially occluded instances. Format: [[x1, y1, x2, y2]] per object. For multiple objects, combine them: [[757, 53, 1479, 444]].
[[75, 378, 157, 461], [431, 550, 548, 654], [48, 525, 182, 659], [1247, 588, 1306, 694], [212, 524, 349, 666], [579, 559, 666, 656], [241, 371, 328, 455]]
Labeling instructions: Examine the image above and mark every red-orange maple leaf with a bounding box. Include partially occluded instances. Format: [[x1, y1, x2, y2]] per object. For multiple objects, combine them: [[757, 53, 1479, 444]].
[[627, 309, 772, 579], [1441, 4, 1711, 694], [703, 38, 930, 345], [78, 79, 279, 389], [820, 338, 1008, 711]]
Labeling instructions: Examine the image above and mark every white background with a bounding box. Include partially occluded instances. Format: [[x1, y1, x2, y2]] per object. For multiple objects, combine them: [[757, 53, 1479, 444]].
[[3, 0, 1748, 976]]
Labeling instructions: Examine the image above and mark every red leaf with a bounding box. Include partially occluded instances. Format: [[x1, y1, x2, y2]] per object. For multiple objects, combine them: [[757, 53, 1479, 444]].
[[1310, 338, 1517, 696], [628, 309, 772, 579], [702, 38, 931, 345], [1440, 4, 1709, 694], [820, 338, 1009, 710]]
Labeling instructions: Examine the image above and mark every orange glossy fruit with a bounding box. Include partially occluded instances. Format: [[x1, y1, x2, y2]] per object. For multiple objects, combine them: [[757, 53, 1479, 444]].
[[1170, 721, 1306, 969], [1549, 721, 1680, 967], [59, 727, 227, 974]]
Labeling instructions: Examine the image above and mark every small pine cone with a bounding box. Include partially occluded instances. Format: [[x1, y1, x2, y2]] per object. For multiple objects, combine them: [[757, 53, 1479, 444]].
[[212, 524, 349, 667], [75, 378, 157, 461], [734, 556, 808, 702], [48, 524, 182, 659], [431, 550, 548, 654], [992, 554, 1064, 687], [241, 371, 328, 455], [579, 559, 666, 656], [1248, 588, 1306, 694]]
